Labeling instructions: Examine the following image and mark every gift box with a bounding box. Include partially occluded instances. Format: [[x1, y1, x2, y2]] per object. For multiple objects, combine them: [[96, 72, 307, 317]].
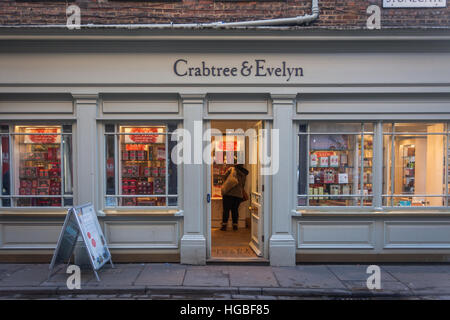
[[37, 187, 49, 195], [122, 151, 129, 161], [122, 198, 137, 206], [38, 179, 50, 188]]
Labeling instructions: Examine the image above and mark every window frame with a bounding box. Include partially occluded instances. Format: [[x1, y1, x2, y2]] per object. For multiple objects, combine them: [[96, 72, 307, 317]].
[[296, 121, 450, 211], [297, 121, 375, 209], [0, 123, 74, 209], [382, 122, 449, 208], [102, 122, 180, 210]]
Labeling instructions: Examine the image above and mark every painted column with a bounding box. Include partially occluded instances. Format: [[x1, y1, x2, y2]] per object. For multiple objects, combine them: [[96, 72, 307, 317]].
[[269, 94, 296, 266], [72, 94, 99, 266], [180, 94, 206, 265]]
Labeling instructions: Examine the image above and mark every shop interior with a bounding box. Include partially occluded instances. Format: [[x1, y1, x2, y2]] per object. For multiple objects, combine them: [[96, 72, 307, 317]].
[[210, 120, 262, 259], [384, 123, 446, 207]]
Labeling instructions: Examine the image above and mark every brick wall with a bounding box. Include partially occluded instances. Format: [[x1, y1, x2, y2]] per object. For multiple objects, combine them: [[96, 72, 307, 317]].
[[0, 0, 448, 28]]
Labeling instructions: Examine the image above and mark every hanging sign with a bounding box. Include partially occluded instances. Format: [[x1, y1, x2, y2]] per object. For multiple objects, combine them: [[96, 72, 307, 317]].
[[48, 203, 113, 281], [23, 127, 61, 144], [383, 0, 446, 8], [123, 127, 165, 144]]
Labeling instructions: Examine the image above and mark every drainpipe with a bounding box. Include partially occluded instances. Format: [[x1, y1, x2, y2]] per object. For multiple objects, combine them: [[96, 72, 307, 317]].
[[209, 0, 319, 27], [0, 0, 319, 29]]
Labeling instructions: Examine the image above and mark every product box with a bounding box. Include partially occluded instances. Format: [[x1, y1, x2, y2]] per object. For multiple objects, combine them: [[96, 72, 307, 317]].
[[37, 187, 49, 195], [137, 151, 146, 161], [340, 154, 348, 165], [122, 198, 137, 206], [342, 185, 350, 195], [156, 147, 166, 161], [330, 185, 340, 195], [39, 169, 49, 178], [122, 151, 129, 161], [319, 157, 329, 168], [38, 179, 50, 188], [338, 173, 348, 184], [330, 155, 339, 167], [310, 154, 318, 167], [129, 151, 136, 161], [309, 174, 315, 184]]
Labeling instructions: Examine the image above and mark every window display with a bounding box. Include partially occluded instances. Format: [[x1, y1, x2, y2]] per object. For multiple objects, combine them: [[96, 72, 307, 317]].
[[383, 123, 447, 207], [104, 124, 178, 208], [298, 122, 373, 207], [0, 125, 73, 208]]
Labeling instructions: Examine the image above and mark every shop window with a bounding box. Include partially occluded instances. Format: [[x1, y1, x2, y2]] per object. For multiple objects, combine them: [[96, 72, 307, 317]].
[[383, 123, 448, 207], [0, 125, 73, 208], [298, 122, 374, 207], [104, 123, 178, 208]]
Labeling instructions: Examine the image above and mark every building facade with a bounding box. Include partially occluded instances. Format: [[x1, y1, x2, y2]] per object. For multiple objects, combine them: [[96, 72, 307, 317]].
[[0, 1, 450, 266]]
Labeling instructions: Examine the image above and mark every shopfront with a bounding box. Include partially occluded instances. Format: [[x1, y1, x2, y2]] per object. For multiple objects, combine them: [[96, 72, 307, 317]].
[[0, 29, 450, 265]]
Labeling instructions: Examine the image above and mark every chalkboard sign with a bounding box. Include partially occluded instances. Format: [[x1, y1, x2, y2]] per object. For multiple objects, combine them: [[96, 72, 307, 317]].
[[48, 203, 113, 281]]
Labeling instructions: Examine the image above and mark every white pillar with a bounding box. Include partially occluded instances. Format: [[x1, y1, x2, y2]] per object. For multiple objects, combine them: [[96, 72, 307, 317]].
[[72, 94, 99, 266], [269, 94, 296, 266], [180, 94, 206, 265]]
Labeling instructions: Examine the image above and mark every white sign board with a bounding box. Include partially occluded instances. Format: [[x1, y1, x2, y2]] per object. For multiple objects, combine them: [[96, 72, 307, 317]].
[[74, 204, 111, 271], [383, 0, 446, 8], [49, 203, 113, 281]]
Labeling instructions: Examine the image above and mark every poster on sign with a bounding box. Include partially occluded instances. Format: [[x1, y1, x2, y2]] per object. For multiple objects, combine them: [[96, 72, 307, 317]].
[[123, 127, 165, 144], [74, 204, 111, 271], [23, 127, 61, 144], [48, 203, 113, 281]]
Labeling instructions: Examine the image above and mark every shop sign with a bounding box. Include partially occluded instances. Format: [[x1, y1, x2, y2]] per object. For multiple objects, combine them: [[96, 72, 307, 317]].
[[49, 203, 113, 281], [123, 127, 164, 144], [173, 59, 304, 82], [215, 139, 240, 152], [383, 0, 446, 8], [24, 128, 60, 144]]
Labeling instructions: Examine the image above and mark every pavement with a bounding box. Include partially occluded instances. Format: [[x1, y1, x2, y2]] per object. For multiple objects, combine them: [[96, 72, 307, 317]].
[[0, 263, 449, 300]]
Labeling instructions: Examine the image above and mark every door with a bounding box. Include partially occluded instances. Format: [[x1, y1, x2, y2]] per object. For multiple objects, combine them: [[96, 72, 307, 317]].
[[249, 121, 264, 256]]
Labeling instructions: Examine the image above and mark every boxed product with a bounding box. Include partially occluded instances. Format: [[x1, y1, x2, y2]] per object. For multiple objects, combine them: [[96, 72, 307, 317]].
[[319, 157, 329, 167], [122, 198, 136, 206], [156, 147, 166, 161], [122, 151, 129, 161], [37, 187, 49, 195], [340, 153, 348, 165], [324, 170, 335, 184], [330, 155, 339, 167], [38, 179, 50, 188], [310, 154, 318, 167], [137, 150, 146, 161], [309, 174, 315, 184], [39, 169, 49, 178], [330, 185, 340, 195], [129, 151, 136, 161], [338, 173, 348, 184]]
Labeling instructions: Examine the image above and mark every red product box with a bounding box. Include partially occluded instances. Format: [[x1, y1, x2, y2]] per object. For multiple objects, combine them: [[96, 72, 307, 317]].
[[129, 151, 136, 161], [39, 169, 49, 178], [122, 198, 136, 206], [49, 169, 59, 178], [37, 187, 49, 195], [31, 188, 37, 195], [122, 151, 129, 161], [32, 180, 38, 188], [137, 151, 145, 161], [38, 179, 50, 188]]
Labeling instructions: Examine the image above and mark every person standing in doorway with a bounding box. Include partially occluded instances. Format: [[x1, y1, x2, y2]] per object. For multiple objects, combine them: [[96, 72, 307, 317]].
[[220, 164, 249, 231]]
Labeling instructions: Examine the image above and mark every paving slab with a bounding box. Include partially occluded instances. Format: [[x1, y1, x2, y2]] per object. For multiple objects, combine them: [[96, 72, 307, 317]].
[[183, 267, 229, 287], [0, 264, 49, 286], [328, 265, 396, 281], [85, 264, 144, 286], [381, 265, 450, 289], [229, 266, 278, 287], [0, 264, 27, 281], [134, 263, 186, 286], [42, 267, 96, 287], [342, 280, 411, 293], [273, 265, 346, 289]]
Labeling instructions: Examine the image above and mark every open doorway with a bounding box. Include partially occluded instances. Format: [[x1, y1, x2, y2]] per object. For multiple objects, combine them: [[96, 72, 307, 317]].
[[209, 120, 264, 260]]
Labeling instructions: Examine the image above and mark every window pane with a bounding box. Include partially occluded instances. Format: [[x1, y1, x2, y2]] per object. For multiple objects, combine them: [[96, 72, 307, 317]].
[[309, 133, 360, 206], [105, 133, 115, 195], [119, 126, 167, 207], [63, 134, 73, 196], [310, 122, 362, 133], [1, 133, 11, 207], [15, 126, 62, 207], [168, 123, 178, 197], [384, 123, 446, 207]]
